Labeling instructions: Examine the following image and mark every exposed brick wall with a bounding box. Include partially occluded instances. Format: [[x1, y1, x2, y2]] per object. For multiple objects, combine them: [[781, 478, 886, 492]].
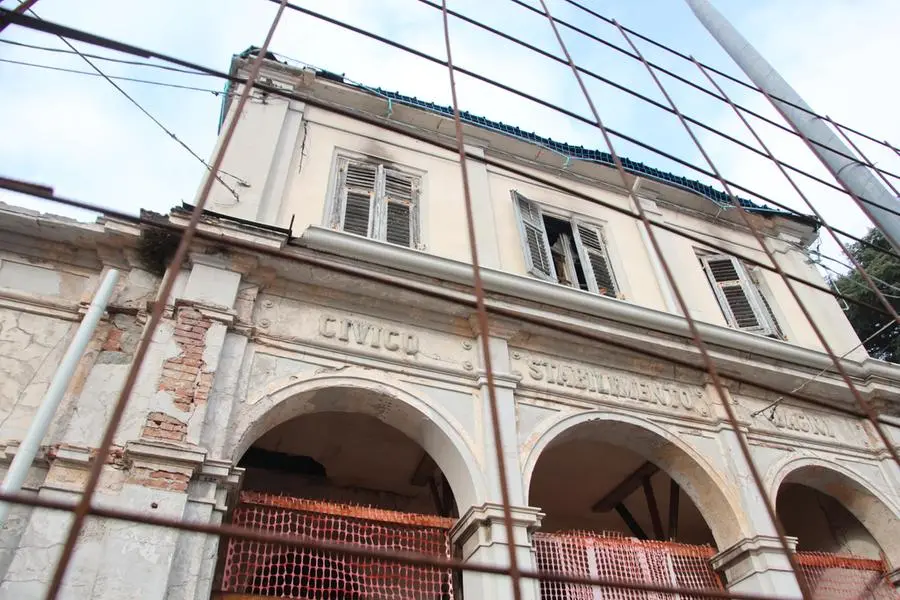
[[129, 467, 190, 492], [159, 307, 214, 411], [143, 411, 187, 442]]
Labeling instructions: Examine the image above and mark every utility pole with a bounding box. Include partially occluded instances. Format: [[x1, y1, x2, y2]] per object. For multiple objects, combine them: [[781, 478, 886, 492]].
[[685, 0, 900, 253]]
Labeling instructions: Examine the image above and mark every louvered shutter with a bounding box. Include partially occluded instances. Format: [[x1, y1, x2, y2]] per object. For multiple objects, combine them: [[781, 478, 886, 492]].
[[512, 192, 555, 281], [700, 255, 772, 334], [573, 221, 618, 297], [382, 168, 417, 248], [338, 161, 377, 237]]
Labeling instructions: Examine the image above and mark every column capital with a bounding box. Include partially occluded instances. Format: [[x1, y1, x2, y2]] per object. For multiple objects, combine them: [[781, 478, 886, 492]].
[[450, 503, 543, 554], [711, 534, 800, 594]]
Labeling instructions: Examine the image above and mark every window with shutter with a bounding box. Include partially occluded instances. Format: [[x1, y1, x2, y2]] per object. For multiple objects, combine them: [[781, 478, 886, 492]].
[[383, 169, 416, 248], [699, 254, 777, 336], [330, 157, 420, 248], [573, 221, 618, 298], [513, 192, 555, 281]]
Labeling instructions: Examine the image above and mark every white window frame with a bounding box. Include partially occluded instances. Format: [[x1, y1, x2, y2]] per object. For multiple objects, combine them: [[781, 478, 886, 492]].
[[513, 191, 623, 299], [326, 152, 422, 249], [698, 251, 781, 337]]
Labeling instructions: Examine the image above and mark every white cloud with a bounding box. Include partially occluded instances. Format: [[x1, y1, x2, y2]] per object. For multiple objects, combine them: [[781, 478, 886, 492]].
[[0, 0, 896, 279]]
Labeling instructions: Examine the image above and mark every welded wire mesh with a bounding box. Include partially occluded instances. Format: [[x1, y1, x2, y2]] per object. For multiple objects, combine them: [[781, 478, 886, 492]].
[[0, 1, 898, 600]]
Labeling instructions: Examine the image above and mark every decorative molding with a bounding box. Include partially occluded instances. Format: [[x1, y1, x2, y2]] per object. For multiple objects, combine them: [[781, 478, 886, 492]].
[[711, 535, 799, 587], [450, 502, 544, 550]]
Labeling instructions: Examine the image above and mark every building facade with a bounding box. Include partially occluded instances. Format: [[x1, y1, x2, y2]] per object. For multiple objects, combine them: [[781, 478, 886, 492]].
[[0, 49, 899, 599]]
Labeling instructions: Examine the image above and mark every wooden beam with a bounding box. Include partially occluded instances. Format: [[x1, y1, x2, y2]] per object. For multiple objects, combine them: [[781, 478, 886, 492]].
[[668, 479, 681, 541], [642, 476, 665, 540], [410, 452, 437, 486], [592, 461, 660, 512], [614, 503, 648, 540]]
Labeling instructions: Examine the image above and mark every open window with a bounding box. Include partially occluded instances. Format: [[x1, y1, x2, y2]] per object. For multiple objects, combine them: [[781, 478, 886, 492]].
[[513, 192, 619, 298], [698, 252, 782, 338], [329, 156, 420, 248]]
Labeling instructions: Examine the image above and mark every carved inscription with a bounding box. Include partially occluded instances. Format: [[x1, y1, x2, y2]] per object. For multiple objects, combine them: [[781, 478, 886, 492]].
[[318, 314, 419, 356], [770, 407, 836, 439], [521, 356, 709, 416]]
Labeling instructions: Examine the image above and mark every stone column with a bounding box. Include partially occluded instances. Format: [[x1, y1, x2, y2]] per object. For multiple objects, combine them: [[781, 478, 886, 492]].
[[713, 402, 803, 597], [711, 535, 800, 596], [450, 503, 544, 600]]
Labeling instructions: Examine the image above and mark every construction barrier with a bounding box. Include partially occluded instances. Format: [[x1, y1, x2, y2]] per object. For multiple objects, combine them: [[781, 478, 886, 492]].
[[219, 492, 455, 599], [796, 551, 897, 600], [534, 531, 724, 599]]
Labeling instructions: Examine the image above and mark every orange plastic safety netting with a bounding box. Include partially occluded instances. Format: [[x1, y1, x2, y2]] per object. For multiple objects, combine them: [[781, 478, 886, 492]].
[[219, 492, 455, 599], [797, 551, 898, 600], [533, 531, 723, 600]]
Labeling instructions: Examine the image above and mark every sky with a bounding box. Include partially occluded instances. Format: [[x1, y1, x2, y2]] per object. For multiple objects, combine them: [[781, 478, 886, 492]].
[[1, 0, 899, 275]]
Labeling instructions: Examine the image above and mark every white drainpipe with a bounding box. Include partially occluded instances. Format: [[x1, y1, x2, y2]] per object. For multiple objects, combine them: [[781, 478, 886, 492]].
[[0, 268, 119, 526]]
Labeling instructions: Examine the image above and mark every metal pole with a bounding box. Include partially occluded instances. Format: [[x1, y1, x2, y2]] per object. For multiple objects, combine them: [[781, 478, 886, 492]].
[[0, 268, 119, 527], [685, 0, 900, 253]]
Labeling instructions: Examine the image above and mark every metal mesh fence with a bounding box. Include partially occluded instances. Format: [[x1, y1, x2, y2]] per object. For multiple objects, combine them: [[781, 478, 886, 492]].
[[534, 531, 724, 600], [796, 552, 898, 600], [220, 492, 455, 599]]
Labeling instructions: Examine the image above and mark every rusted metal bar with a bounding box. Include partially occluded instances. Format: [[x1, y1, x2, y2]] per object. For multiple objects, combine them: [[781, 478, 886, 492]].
[[0, 174, 891, 428], [537, 0, 813, 596], [0, 0, 39, 33], [827, 116, 900, 199], [439, 2, 523, 598], [41, 3, 291, 598], [0, 490, 796, 600], [615, 21, 900, 475], [4, 5, 897, 262], [691, 59, 900, 328]]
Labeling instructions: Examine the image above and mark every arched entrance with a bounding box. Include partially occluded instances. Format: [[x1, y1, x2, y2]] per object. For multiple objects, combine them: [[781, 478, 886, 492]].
[[773, 460, 900, 598], [213, 371, 485, 599], [522, 411, 745, 596], [772, 460, 900, 563]]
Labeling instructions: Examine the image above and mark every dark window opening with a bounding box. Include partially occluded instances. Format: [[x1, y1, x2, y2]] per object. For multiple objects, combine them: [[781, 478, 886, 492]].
[[543, 215, 589, 291]]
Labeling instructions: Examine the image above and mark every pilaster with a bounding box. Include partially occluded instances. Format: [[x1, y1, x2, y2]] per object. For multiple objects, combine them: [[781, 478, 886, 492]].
[[450, 502, 544, 600], [711, 535, 802, 596]]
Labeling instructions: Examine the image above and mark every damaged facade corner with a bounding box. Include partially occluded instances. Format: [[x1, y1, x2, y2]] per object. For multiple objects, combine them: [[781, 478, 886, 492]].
[[0, 50, 897, 600]]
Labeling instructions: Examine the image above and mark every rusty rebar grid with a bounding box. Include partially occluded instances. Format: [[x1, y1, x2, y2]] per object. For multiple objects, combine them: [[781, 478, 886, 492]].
[[688, 60, 900, 328], [4, 3, 899, 258], [0, 490, 796, 600], [0, 2, 896, 599], [40, 3, 290, 597], [439, 1, 523, 598]]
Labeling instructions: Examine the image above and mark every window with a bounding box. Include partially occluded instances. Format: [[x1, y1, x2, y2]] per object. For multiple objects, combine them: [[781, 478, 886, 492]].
[[513, 192, 619, 298], [329, 156, 420, 248], [698, 252, 782, 338]]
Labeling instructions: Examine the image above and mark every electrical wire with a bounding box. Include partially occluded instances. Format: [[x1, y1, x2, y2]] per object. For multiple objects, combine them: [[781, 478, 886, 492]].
[[5, 3, 900, 259], [0, 57, 230, 95], [750, 320, 898, 419], [415, 0, 881, 215], [558, 0, 900, 159], [0, 7, 893, 320], [14, 5, 246, 198], [0, 38, 215, 76]]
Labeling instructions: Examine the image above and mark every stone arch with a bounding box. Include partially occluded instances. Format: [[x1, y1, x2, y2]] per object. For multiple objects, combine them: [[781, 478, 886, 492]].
[[228, 368, 486, 511], [769, 455, 900, 566], [522, 409, 747, 549]]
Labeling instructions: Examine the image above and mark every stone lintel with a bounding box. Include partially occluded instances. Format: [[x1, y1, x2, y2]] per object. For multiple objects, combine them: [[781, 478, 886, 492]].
[[125, 440, 207, 477], [450, 503, 543, 553], [711, 534, 799, 587]]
